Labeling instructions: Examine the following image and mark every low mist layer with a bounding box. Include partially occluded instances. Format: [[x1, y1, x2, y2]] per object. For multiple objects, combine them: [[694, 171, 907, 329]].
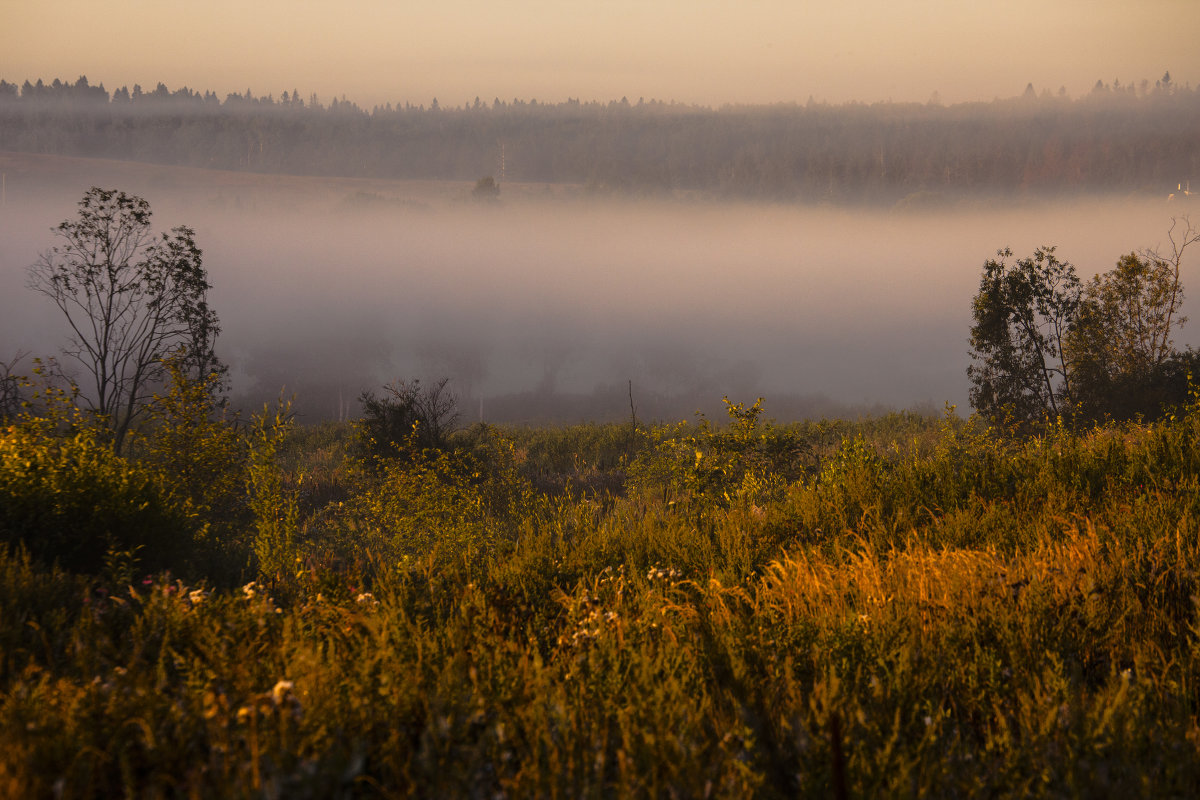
[[1, 155, 1194, 422]]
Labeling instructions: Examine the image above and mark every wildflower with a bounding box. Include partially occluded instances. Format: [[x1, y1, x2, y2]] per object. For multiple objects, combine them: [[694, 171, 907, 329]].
[[355, 592, 379, 608], [271, 680, 295, 706], [242, 582, 258, 599], [187, 589, 208, 607]]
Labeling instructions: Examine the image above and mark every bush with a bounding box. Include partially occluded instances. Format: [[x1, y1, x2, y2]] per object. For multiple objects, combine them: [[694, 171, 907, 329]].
[[357, 378, 460, 464], [0, 420, 194, 573], [343, 425, 534, 568], [626, 397, 811, 512]]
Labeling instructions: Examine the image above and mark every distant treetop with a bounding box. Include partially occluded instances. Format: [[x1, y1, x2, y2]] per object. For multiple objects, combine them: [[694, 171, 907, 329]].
[[1, 73, 1196, 202]]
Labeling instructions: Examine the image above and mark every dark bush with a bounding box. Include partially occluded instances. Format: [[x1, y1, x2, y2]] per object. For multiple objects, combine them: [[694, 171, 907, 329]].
[[357, 378, 460, 463]]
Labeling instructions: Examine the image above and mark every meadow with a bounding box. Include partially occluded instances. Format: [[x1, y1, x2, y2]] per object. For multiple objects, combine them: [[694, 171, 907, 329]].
[[3, 386, 1200, 798]]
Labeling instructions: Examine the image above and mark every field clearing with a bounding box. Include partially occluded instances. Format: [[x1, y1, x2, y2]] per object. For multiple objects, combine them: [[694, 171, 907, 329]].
[[4, 397, 1200, 796], [0, 150, 585, 213]]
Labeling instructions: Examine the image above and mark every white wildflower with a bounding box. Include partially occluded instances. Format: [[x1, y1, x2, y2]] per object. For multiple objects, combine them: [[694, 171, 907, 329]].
[[271, 680, 295, 706]]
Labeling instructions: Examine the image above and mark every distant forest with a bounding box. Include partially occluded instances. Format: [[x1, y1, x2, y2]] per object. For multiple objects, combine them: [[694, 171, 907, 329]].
[[1, 74, 1198, 203]]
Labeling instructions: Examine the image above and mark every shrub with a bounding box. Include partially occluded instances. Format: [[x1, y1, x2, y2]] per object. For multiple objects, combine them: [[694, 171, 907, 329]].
[[357, 378, 460, 464], [0, 420, 194, 573]]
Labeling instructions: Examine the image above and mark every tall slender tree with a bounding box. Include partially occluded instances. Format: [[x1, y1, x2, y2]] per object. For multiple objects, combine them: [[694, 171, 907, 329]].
[[967, 246, 1080, 424], [29, 187, 223, 452]]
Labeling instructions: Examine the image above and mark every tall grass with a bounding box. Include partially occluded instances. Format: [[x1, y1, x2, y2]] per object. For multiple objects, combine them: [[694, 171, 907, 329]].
[[4, 403, 1200, 796]]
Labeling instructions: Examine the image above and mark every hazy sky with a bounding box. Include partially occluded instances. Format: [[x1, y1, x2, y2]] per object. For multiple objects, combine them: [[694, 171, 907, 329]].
[[3, 0, 1198, 108]]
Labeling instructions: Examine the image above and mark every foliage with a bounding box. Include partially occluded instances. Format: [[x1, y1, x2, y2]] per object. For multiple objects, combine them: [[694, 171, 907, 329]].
[[0, 415, 195, 574], [627, 398, 812, 527], [1067, 218, 1200, 421], [0, 353, 253, 581], [8, 405, 1200, 795], [505, 421, 648, 496], [139, 357, 244, 517], [967, 246, 1080, 424], [28, 187, 224, 453], [970, 220, 1200, 425], [136, 356, 250, 574], [245, 401, 301, 583], [337, 423, 534, 570], [357, 377, 460, 464]]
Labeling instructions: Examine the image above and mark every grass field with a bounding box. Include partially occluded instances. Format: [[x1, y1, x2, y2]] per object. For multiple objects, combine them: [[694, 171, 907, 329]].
[[4, 392, 1200, 797]]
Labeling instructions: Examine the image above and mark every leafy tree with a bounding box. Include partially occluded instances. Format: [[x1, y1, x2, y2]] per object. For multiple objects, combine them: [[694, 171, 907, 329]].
[[968, 246, 1080, 424], [28, 188, 223, 453], [970, 218, 1199, 425], [1067, 217, 1199, 420], [1070, 252, 1180, 375]]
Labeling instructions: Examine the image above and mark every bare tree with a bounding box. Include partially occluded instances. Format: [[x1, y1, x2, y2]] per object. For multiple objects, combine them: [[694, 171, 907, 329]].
[[1146, 215, 1199, 364], [28, 187, 223, 452]]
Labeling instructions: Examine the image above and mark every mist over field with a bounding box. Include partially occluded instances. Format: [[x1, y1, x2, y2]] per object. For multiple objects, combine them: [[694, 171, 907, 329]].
[[1, 155, 1194, 422]]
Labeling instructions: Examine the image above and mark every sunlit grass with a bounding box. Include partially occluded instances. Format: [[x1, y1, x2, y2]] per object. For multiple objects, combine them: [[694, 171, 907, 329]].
[[4, 405, 1200, 795]]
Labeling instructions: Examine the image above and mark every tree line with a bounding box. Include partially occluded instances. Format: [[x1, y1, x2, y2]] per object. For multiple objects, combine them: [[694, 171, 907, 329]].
[[1, 74, 1198, 202]]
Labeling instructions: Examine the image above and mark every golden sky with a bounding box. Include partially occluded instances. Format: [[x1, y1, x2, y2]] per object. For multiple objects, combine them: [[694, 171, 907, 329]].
[[3, 0, 1198, 107]]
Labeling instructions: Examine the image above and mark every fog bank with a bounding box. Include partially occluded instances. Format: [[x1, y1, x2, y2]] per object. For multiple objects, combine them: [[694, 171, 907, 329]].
[[1, 160, 1194, 422]]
